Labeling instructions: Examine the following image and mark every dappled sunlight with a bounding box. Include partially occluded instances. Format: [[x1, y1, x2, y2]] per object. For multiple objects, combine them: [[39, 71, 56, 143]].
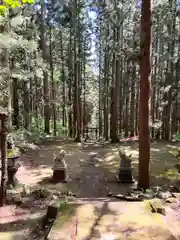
[[0, 232, 12, 239], [112, 145, 139, 159], [96, 157, 104, 162], [76, 204, 95, 219], [104, 153, 119, 162], [159, 168, 180, 181], [151, 147, 160, 152], [65, 153, 73, 156], [77, 142, 83, 147], [17, 165, 52, 185], [169, 149, 179, 156], [57, 145, 64, 149], [119, 146, 131, 151], [39, 181, 70, 193], [105, 162, 115, 166], [39, 153, 46, 158], [0, 206, 29, 224], [95, 163, 100, 167], [6, 139, 179, 239], [13, 140, 180, 195], [52, 204, 76, 230], [101, 148, 139, 171], [166, 144, 180, 149], [111, 147, 120, 152], [125, 149, 139, 158], [0, 204, 44, 234], [132, 159, 139, 165], [50, 201, 179, 240], [79, 158, 85, 163], [88, 151, 98, 156], [102, 153, 119, 170]]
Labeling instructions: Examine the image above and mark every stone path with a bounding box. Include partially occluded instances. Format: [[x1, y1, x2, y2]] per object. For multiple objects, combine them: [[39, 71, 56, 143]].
[[49, 199, 179, 240]]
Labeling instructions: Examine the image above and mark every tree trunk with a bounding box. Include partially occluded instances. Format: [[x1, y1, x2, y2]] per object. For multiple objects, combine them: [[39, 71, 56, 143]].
[[103, 50, 109, 141], [0, 116, 8, 206], [50, 27, 56, 136], [22, 80, 29, 129], [40, 0, 50, 134], [110, 41, 118, 142], [130, 25, 136, 137], [68, 27, 73, 137], [138, 0, 151, 189], [60, 30, 66, 128], [12, 78, 19, 129]]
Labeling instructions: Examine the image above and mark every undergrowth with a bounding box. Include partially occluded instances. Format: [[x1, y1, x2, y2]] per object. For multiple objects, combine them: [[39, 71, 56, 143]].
[[11, 118, 68, 144]]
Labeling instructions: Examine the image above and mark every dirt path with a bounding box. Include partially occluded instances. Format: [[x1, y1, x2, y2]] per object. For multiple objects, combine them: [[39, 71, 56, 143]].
[[1, 139, 180, 239], [77, 151, 109, 197], [17, 139, 180, 196], [17, 140, 117, 197]]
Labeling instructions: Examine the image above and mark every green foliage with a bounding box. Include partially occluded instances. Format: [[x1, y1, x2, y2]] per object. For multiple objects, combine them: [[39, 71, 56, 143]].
[[12, 127, 40, 142], [53, 202, 75, 229], [0, 0, 34, 15], [160, 168, 180, 181], [11, 118, 68, 144], [175, 133, 180, 142], [0, 0, 102, 140]]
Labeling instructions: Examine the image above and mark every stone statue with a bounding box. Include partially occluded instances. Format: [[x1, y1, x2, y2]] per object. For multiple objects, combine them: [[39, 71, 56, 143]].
[[53, 149, 67, 169], [117, 150, 134, 183], [52, 149, 67, 182], [7, 133, 15, 149]]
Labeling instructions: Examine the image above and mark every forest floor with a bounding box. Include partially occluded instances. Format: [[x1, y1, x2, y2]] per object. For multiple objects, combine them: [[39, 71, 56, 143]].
[[0, 139, 180, 239]]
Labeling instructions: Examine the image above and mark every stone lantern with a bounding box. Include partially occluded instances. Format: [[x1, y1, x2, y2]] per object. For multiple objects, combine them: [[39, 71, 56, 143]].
[[117, 150, 134, 183], [52, 149, 67, 183], [7, 134, 21, 186]]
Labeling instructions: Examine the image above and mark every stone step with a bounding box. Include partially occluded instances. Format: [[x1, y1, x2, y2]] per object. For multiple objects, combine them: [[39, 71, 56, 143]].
[[49, 200, 178, 240]]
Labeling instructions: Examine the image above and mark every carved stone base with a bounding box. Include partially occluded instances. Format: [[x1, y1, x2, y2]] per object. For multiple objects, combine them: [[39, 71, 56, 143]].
[[7, 167, 19, 187], [116, 172, 134, 184], [52, 169, 67, 183]]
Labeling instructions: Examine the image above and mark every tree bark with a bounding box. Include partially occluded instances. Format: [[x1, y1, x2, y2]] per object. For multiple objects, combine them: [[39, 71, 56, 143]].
[[49, 27, 56, 136], [12, 78, 19, 129], [40, 0, 50, 134], [0, 116, 8, 206], [138, 0, 152, 189]]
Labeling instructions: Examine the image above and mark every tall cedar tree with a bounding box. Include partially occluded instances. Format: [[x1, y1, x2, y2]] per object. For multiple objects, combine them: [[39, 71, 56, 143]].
[[138, 0, 152, 189]]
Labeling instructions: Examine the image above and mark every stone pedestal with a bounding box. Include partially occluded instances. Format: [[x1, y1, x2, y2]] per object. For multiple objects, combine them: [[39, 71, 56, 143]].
[[7, 157, 20, 187], [52, 150, 67, 183], [52, 168, 67, 182], [117, 150, 134, 183], [7, 167, 18, 186], [117, 170, 134, 183]]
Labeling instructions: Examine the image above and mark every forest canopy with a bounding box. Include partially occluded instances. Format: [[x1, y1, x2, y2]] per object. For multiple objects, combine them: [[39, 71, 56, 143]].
[[0, 0, 34, 15]]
